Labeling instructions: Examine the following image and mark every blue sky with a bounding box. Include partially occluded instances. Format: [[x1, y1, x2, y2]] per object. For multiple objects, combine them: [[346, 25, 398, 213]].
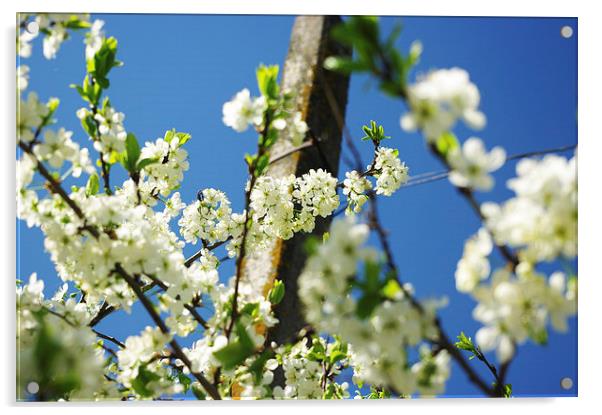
[[17, 14, 577, 398]]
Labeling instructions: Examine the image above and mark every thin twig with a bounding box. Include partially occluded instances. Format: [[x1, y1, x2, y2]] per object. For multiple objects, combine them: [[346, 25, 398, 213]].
[[21, 135, 220, 399], [184, 238, 231, 268], [398, 144, 577, 190], [268, 139, 315, 165], [92, 328, 125, 348], [114, 264, 221, 400], [143, 273, 209, 330], [366, 195, 499, 397], [318, 69, 364, 171]]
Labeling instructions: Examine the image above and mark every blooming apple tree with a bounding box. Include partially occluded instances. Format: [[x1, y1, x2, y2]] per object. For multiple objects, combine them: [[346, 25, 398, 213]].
[[16, 14, 577, 401]]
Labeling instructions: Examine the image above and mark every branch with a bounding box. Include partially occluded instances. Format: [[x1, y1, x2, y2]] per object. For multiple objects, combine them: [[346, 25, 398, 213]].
[[268, 139, 315, 165], [114, 264, 221, 400], [184, 237, 231, 268], [143, 273, 209, 330], [92, 328, 125, 349], [318, 69, 364, 171], [427, 143, 520, 269], [21, 140, 220, 400], [366, 195, 499, 397]]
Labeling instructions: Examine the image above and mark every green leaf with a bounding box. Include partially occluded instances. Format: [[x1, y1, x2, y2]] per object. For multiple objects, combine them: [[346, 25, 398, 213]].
[[89, 37, 119, 89], [323, 56, 369, 74], [436, 132, 460, 158], [360, 120, 390, 143], [268, 280, 285, 305], [454, 331, 476, 353], [62, 17, 91, 30], [244, 153, 257, 170], [131, 365, 161, 398], [47, 97, 60, 114], [364, 260, 382, 291], [213, 322, 256, 370], [177, 373, 192, 392], [176, 132, 192, 147], [381, 279, 401, 300], [329, 350, 347, 365], [503, 383, 512, 398], [256, 64, 280, 100], [248, 350, 273, 384], [85, 173, 100, 196], [164, 129, 176, 143], [191, 384, 206, 400], [255, 153, 270, 176], [304, 236, 320, 256], [125, 133, 141, 168], [136, 157, 160, 171], [240, 302, 260, 318], [355, 293, 382, 319], [80, 114, 96, 138]]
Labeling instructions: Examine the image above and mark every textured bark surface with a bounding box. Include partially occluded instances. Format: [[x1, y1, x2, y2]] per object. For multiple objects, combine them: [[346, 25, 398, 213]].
[[241, 15, 350, 349]]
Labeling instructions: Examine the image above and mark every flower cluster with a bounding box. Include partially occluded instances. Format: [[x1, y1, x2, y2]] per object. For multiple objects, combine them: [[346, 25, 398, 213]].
[[32, 128, 90, 174], [179, 188, 236, 245], [447, 137, 506, 192], [17, 274, 115, 400], [373, 147, 409, 196], [78, 104, 127, 161], [18, 14, 91, 60], [454, 228, 493, 293], [483, 153, 577, 262], [455, 152, 577, 362], [472, 265, 576, 363], [222, 88, 267, 133], [17, 13, 90, 59], [299, 218, 447, 395], [85, 20, 105, 60], [250, 169, 339, 240], [342, 170, 372, 214], [17, 65, 30, 91], [401, 67, 486, 141], [18, 92, 48, 143], [116, 326, 181, 399], [272, 111, 309, 147], [271, 336, 351, 399], [139, 134, 190, 197]]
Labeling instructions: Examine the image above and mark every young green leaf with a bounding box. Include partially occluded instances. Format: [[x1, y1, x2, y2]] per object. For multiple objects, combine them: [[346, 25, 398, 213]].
[[268, 280, 285, 305], [85, 173, 100, 196], [256, 64, 280, 100]]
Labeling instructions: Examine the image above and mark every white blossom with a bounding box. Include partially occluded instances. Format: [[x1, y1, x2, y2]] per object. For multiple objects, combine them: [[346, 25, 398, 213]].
[[447, 137, 506, 191], [179, 188, 233, 245], [342, 170, 372, 214], [33, 128, 78, 169], [299, 217, 445, 395], [18, 29, 37, 58], [17, 274, 115, 400], [482, 153, 577, 262], [85, 20, 105, 60], [373, 147, 409, 196], [140, 137, 190, 196], [43, 25, 68, 59], [17, 65, 30, 91], [401, 67, 486, 141], [455, 228, 493, 293], [471, 265, 576, 363], [92, 106, 128, 160], [18, 92, 47, 143], [222, 88, 267, 132]]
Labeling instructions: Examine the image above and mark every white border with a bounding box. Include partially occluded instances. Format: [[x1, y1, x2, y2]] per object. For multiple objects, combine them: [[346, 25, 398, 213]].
[[2, 1, 600, 414]]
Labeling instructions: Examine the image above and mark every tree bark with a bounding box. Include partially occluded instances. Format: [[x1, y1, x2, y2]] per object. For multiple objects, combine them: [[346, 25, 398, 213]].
[[241, 15, 350, 352]]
